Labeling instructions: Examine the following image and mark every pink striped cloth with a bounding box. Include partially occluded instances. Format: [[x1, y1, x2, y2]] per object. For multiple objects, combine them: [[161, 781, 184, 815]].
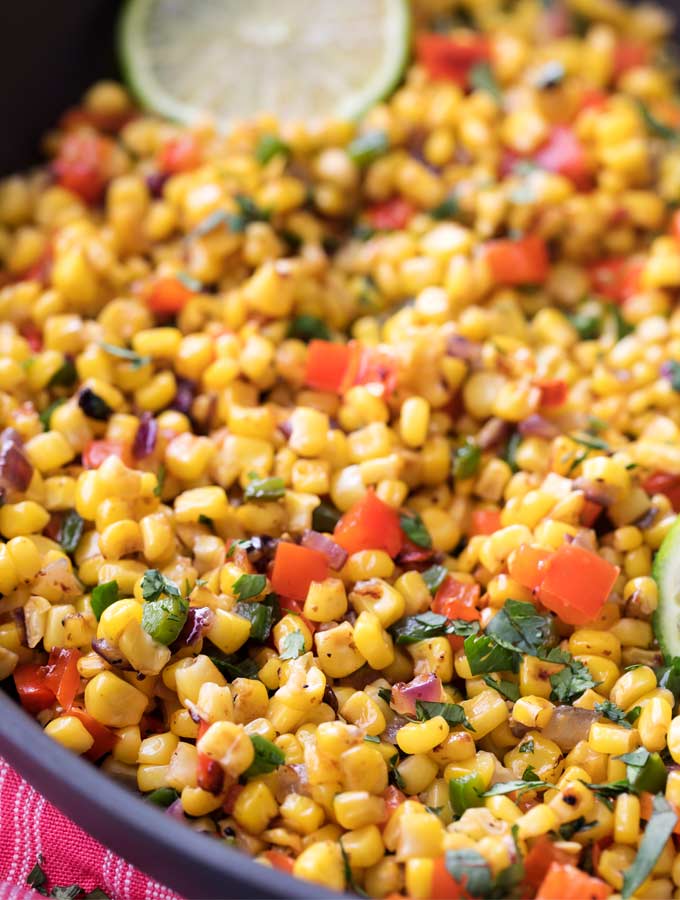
[[0, 756, 180, 900]]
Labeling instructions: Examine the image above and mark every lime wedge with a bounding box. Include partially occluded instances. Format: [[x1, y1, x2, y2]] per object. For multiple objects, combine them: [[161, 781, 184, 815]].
[[653, 516, 680, 662], [118, 0, 411, 128]]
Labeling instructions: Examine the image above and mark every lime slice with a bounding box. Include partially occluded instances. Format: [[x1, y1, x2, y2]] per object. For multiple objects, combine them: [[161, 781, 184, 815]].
[[118, 0, 411, 128], [653, 516, 680, 661]]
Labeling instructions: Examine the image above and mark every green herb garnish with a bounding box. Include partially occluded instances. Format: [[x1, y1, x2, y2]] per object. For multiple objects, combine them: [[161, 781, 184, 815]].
[[233, 573, 267, 601], [288, 315, 331, 342], [255, 134, 290, 165], [400, 512, 432, 548], [244, 735, 285, 777], [347, 130, 390, 166], [90, 581, 119, 621], [59, 510, 84, 554], [469, 62, 502, 103], [48, 358, 77, 389], [622, 796, 678, 898], [243, 475, 286, 501], [422, 564, 448, 595], [279, 630, 306, 661], [453, 440, 481, 480], [416, 700, 473, 730], [99, 342, 150, 370]]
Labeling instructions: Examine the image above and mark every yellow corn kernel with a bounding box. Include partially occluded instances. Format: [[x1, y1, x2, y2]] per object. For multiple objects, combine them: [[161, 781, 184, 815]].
[[138, 732, 179, 766], [513, 696, 554, 730], [180, 786, 224, 816], [396, 812, 444, 860], [233, 781, 278, 834], [314, 621, 365, 678], [174, 655, 226, 705], [397, 717, 448, 755], [353, 610, 395, 670], [197, 721, 254, 777], [460, 690, 509, 738], [0, 501, 50, 538], [349, 578, 405, 627], [84, 671, 147, 727], [174, 486, 229, 522], [638, 697, 673, 752], [568, 629, 621, 665], [588, 722, 640, 756], [293, 840, 345, 892], [280, 793, 325, 835], [340, 691, 386, 737], [610, 666, 657, 709], [614, 793, 640, 845], [303, 577, 348, 622], [333, 792, 386, 830], [44, 716, 94, 755], [97, 599, 142, 643], [112, 726, 142, 765]]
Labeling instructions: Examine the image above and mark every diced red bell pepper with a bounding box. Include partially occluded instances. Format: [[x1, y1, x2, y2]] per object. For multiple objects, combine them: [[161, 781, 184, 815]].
[[382, 785, 407, 824], [671, 210, 680, 245], [523, 837, 573, 891], [158, 134, 202, 174], [432, 577, 481, 651], [640, 792, 680, 833], [483, 235, 549, 286], [533, 127, 591, 190], [429, 857, 471, 900], [534, 378, 568, 408], [145, 276, 195, 316], [43, 648, 81, 710], [579, 88, 608, 112], [304, 340, 360, 394], [279, 596, 317, 634], [432, 577, 480, 620], [19, 322, 43, 352], [535, 863, 610, 900], [415, 33, 490, 86], [67, 708, 118, 761], [14, 664, 56, 715], [538, 543, 619, 626], [263, 851, 294, 874], [613, 41, 650, 79], [366, 198, 416, 231], [589, 258, 642, 303], [222, 782, 243, 815], [271, 541, 329, 602], [196, 719, 224, 794], [643, 470, 680, 512], [354, 345, 399, 396], [470, 509, 502, 536], [581, 499, 604, 528], [82, 440, 132, 470], [397, 537, 435, 566], [52, 132, 112, 204], [334, 490, 403, 558], [508, 544, 553, 591], [21, 245, 54, 286]]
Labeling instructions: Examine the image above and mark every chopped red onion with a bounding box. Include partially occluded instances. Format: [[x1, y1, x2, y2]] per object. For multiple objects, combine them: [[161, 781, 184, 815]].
[[171, 378, 195, 416], [165, 799, 186, 821], [541, 706, 599, 750], [572, 478, 618, 507], [446, 334, 482, 364], [0, 428, 33, 494], [381, 714, 411, 745], [11, 608, 27, 647], [477, 417, 511, 450], [518, 415, 560, 440], [146, 171, 170, 198], [301, 530, 348, 570], [132, 412, 158, 459], [275, 764, 311, 802], [566, 530, 598, 552], [634, 506, 658, 530], [391, 673, 443, 716], [172, 607, 214, 649]]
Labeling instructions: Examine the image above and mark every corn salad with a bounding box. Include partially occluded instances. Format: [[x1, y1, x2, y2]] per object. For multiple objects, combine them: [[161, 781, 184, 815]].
[[4, 0, 680, 896]]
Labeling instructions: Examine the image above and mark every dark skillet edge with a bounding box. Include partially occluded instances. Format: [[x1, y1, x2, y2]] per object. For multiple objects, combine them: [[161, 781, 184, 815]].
[[0, 691, 346, 900]]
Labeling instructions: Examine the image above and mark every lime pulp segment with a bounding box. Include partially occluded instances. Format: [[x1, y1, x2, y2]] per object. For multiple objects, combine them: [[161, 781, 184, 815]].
[[119, 0, 411, 127]]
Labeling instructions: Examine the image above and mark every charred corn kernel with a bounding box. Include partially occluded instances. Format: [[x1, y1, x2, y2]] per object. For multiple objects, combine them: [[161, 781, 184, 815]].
[[84, 671, 147, 727], [44, 716, 94, 754], [197, 721, 254, 777], [516, 804, 560, 839], [293, 841, 345, 891], [568, 629, 621, 664], [303, 577, 347, 622], [340, 691, 386, 737], [397, 717, 448, 754], [174, 655, 226, 705], [7, 536, 42, 582], [512, 696, 554, 730], [460, 690, 509, 738], [588, 722, 640, 755], [314, 621, 365, 678], [340, 743, 388, 794], [548, 780, 596, 824], [349, 579, 404, 627], [638, 697, 673, 752]]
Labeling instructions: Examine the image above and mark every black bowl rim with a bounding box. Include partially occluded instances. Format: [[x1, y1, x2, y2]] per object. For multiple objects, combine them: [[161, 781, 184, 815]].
[[0, 691, 345, 899]]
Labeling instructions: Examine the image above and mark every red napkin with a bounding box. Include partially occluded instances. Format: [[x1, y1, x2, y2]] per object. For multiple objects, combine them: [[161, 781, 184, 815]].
[[0, 756, 180, 900]]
